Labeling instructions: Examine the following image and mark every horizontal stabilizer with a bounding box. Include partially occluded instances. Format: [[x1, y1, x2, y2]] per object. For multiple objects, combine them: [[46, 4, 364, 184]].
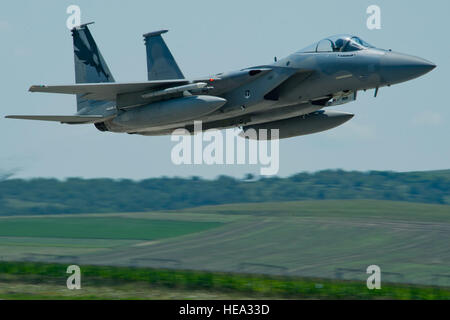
[[5, 115, 108, 124]]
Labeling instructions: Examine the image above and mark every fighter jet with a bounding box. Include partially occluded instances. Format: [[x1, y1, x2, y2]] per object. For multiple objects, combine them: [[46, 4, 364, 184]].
[[6, 23, 436, 139]]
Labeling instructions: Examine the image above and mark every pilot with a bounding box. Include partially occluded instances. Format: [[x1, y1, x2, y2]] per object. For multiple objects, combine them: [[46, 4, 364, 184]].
[[334, 38, 345, 52]]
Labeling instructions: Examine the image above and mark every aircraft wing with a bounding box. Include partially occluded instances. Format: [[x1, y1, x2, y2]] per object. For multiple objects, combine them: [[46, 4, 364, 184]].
[[5, 115, 110, 124], [29, 79, 190, 101]]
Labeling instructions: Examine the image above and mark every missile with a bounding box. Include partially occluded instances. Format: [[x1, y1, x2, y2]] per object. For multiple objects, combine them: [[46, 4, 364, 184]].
[[141, 82, 209, 99], [241, 110, 354, 140]]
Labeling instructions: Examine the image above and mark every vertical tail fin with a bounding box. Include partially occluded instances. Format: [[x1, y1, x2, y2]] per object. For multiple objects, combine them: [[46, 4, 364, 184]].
[[72, 22, 115, 112], [143, 30, 184, 81]]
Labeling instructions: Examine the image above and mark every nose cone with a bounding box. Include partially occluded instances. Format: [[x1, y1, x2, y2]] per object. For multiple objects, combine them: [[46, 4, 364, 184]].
[[381, 52, 436, 85]]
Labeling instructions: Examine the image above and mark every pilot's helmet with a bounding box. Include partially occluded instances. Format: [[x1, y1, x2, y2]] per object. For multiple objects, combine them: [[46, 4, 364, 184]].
[[334, 38, 345, 51]]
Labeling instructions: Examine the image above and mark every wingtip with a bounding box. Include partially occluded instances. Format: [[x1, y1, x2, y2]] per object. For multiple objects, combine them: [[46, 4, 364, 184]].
[[29, 85, 46, 92]]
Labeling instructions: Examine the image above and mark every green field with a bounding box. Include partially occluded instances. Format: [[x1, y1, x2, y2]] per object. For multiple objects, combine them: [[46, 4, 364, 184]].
[[0, 217, 222, 240], [183, 199, 450, 222], [0, 199, 449, 293]]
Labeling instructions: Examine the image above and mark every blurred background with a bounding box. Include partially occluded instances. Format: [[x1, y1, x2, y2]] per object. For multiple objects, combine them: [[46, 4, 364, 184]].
[[0, 0, 448, 179]]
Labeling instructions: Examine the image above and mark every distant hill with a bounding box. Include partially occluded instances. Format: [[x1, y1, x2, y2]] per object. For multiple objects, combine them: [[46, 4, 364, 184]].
[[0, 169, 449, 215]]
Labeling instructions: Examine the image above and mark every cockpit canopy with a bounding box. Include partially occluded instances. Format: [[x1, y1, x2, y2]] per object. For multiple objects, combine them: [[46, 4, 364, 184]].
[[298, 34, 375, 53]]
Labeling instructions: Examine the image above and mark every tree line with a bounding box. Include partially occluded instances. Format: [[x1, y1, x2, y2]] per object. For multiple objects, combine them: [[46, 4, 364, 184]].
[[0, 169, 449, 215]]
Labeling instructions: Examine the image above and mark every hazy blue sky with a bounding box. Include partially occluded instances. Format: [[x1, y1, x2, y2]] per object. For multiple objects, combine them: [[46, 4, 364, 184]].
[[1, 0, 448, 179]]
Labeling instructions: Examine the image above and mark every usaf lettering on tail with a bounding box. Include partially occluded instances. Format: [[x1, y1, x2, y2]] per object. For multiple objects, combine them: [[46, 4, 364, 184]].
[[6, 23, 435, 140]]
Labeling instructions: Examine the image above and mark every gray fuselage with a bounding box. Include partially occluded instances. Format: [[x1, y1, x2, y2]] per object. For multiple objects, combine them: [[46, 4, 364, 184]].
[[106, 37, 434, 136]]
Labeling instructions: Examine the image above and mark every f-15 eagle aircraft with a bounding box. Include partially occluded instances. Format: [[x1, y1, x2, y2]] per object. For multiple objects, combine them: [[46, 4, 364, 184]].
[[6, 23, 436, 139]]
